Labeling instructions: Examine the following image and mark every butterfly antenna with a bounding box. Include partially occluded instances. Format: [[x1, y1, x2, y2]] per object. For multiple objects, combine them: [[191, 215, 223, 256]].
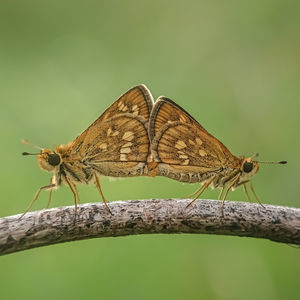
[[22, 152, 41, 156], [251, 153, 287, 164], [21, 139, 43, 150], [255, 160, 287, 164], [251, 153, 259, 159]]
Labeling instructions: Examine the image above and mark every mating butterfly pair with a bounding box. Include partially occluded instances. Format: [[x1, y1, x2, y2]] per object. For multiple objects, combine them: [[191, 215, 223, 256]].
[[22, 85, 286, 216]]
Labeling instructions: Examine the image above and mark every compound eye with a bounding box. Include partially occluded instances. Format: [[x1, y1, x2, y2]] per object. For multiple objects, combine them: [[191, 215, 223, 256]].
[[48, 153, 61, 166], [243, 161, 253, 173]]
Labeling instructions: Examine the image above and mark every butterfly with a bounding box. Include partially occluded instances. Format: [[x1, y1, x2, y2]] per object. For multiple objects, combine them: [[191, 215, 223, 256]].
[[148, 96, 287, 211], [22, 85, 154, 216]]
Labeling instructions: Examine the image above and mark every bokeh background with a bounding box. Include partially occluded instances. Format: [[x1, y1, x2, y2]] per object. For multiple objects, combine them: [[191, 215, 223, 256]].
[[0, 1, 299, 299]]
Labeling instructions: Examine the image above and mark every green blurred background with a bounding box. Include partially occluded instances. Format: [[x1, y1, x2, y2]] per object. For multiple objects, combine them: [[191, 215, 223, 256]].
[[0, 1, 299, 299]]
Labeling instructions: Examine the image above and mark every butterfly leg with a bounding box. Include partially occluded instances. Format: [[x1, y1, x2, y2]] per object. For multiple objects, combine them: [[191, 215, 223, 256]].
[[94, 175, 112, 215], [243, 184, 251, 202], [46, 189, 53, 209], [250, 182, 265, 208], [234, 179, 252, 202], [242, 183, 251, 202], [186, 176, 216, 208], [187, 186, 204, 198], [218, 187, 225, 200], [19, 183, 57, 219], [188, 187, 201, 198], [65, 177, 79, 215], [46, 177, 54, 208], [187, 176, 216, 201], [221, 173, 241, 213]]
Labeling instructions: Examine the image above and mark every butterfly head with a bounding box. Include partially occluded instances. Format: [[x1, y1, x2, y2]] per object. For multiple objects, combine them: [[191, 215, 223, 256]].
[[238, 156, 287, 183], [22, 139, 62, 172], [239, 157, 260, 181], [22, 148, 62, 173], [37, 149, 62, 172]]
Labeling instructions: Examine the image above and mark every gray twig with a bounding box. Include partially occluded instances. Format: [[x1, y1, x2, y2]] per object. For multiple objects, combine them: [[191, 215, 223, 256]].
[[0, 199, 299, 255]]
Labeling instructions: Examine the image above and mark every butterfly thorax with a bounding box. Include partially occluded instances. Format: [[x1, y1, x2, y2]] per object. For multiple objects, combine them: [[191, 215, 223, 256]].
[[212, 156, 259, 189], [55, 144, 95, 185], [37, 145, 94, 187]]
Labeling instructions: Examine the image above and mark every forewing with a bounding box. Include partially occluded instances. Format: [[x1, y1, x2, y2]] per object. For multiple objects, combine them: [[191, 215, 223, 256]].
[[149, 97, 236, 170], [82, 115, 149, 163], [67, 85, 154, 176], [71, 84, 153, 150]]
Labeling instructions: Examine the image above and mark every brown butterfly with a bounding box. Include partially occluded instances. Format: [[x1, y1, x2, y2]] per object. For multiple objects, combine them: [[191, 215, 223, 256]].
[[22, 85, 154, 216], [148, 97, 287, 211]]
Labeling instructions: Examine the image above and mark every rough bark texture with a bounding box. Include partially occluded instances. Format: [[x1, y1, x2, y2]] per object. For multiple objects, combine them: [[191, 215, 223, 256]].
[[0, 199, 299, 255]]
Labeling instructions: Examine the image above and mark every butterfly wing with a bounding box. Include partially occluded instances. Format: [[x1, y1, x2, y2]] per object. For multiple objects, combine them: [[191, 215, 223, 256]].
[[68, 85, 154, 177], [149, 97, 238, 182]]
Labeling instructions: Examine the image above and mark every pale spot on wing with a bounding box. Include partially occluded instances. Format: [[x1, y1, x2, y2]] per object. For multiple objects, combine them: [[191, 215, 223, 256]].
[[123, 142, 133, 148], [179, 115, 187, 123], [120, 147, 131, 154], [181, 159, 189, 165], [120, 154, 127, 161], [179, 154, 188, 159], [123, 131, 134, 141], [188, 139, 196, 145], [177, 150, 185, 154], [175, 140, 187, 149], [99, 143, 108, 151], [118, 102, 124, 110], [121, 105, 128, 112], [199, 149, 207, 156], [107, 128, 112, 137], [196, 138, 203, 145], [132, 104, 138, 111], [111, 130, 120, 137]]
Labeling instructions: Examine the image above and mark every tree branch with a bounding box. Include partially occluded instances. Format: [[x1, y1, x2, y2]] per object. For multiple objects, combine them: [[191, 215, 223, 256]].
[[0, 199, 299, 255]]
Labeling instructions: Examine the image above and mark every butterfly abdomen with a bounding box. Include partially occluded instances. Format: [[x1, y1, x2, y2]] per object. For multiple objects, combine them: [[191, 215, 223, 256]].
[[157, 163, 217, 183], [91, 161, 148, 177]]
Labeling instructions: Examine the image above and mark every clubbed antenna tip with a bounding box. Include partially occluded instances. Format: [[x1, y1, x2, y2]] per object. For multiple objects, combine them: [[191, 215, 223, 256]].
[[22, 152, 40, 156]]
